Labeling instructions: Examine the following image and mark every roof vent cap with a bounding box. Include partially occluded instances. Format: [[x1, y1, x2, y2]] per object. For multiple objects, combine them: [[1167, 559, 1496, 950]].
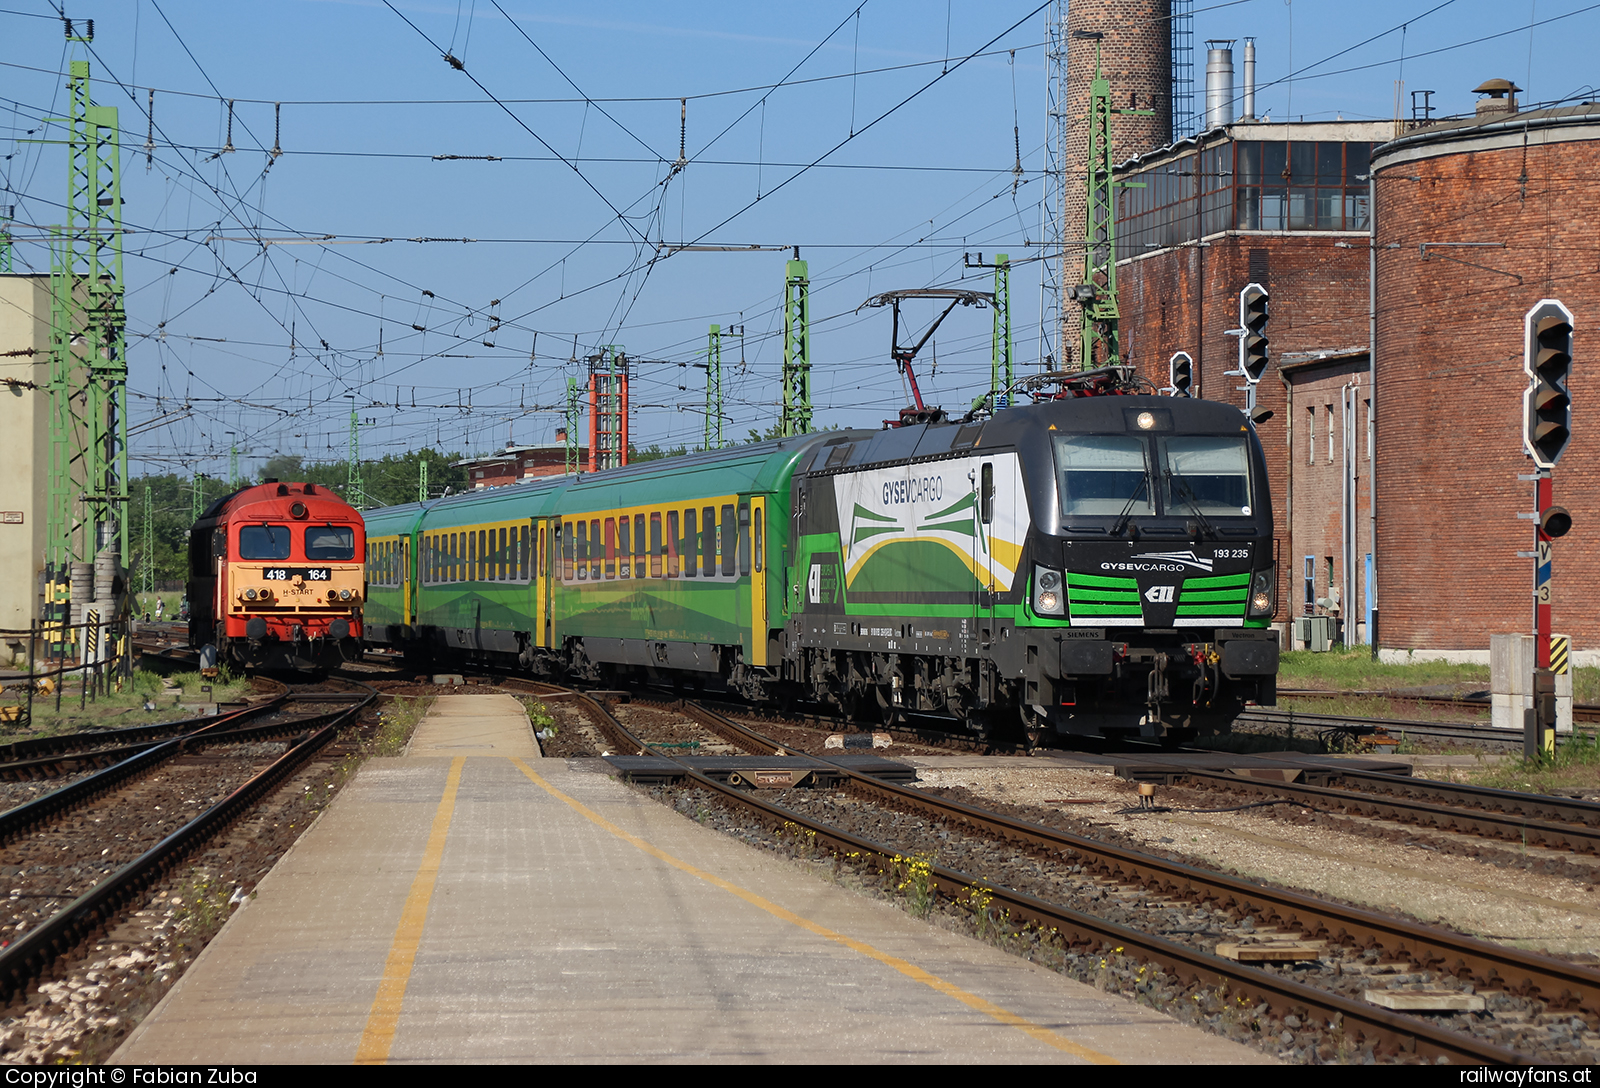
[[1473, 78, 1522, 117]]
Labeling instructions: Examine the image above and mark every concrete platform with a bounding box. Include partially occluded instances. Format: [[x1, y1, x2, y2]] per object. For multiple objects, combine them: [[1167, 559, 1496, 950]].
[[114, 695, 1276, 1065]]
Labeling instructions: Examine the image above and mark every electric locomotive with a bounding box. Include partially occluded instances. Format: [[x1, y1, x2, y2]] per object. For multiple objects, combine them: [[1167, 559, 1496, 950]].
[[362, 381, 1277, 742], [187, 481, 365, 671]]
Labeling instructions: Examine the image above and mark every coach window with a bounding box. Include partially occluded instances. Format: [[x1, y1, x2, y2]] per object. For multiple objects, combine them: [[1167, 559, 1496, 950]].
[[482, 530, 491, 580], [455, 533, 464, 582], [240, 525, 292, 560], [702, 506, 717, 577], [467, 531, 477, 581], [633, 514, 646, 578], [574, 521, 588, 579], [520, 525, 530, 581], [738, 504, 752, 576], [650, 513, 663, 577], [589, 519, 602, 580], [604, 518, 618, 580], [616, 517, 629, 578], [722, 504, 737, 576], [666, 511, 680, 577], [682, 509, 697, 578]]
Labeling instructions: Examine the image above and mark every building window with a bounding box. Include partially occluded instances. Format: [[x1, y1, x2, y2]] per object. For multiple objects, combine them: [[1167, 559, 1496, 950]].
[[1307, 407, 1316, 465], [1118, 140, 1373, 253], [1327, 404, 1335, 463], [1304, 556, 1316, 610]]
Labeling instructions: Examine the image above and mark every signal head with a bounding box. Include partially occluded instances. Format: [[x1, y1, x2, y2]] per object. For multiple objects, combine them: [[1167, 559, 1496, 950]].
[[1169, 351, 1194, 397], [1238, 283, 1270, 383], [1523, 299, 1574, 468]]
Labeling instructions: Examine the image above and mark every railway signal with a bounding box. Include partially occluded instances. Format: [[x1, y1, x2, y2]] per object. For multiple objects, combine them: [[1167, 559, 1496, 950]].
[[1238, 283, 1270, 383], [1169, 352, 1193, 397], [1523, 299, 1573, 469]]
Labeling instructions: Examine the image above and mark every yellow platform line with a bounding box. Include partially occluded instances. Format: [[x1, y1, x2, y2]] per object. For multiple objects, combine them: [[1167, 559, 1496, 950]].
[[509, 756, 1117, 1064], [354, 755, 465, 1065]]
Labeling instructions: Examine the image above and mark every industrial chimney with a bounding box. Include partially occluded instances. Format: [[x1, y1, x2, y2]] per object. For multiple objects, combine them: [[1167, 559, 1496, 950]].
[[1205, 41, 1236, 130], [1242, 38, 1256, 121]]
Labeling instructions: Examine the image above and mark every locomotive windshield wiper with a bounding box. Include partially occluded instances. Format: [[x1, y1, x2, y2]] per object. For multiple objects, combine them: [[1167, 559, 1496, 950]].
[[1109, 473, 1150, 538], [1164, 469, 1216, 539]]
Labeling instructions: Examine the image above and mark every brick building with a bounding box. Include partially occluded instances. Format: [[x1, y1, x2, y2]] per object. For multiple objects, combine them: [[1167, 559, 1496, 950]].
[[1113, 120, 1389, 642], [1371, 101, 1600, 656], [457, 441, 583, 490]]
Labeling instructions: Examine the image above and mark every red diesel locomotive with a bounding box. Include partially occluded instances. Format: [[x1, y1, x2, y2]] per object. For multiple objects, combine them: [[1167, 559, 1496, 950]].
[[187, 481, 365, 671]]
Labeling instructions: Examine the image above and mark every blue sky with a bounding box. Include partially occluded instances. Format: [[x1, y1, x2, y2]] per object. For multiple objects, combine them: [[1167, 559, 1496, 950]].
[[2, 0, 1594, 479]]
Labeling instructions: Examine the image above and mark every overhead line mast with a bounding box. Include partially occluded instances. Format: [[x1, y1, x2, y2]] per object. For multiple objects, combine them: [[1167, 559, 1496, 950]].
[[1074, 32, 1150, 371], [780, 251, 811, 437], [45, 48, 128, 575]]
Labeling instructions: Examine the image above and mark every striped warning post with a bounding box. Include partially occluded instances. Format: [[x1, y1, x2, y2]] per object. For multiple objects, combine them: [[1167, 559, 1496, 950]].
[[1551, 635, 1571, 675]]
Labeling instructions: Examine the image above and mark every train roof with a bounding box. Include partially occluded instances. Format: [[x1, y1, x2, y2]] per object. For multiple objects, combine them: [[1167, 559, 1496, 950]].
[[195, 481, 358, 527]]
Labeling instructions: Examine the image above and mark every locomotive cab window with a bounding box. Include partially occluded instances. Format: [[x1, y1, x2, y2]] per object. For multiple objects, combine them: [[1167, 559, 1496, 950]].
[[306, 525, 355, 561], [1158, 437, 1253, 516], [1053, 436, 1154, 517], [240, 524, 292, 560]]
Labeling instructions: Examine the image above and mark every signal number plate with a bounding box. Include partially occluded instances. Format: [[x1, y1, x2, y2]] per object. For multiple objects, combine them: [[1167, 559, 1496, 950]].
[[262, 567, 332, 582]]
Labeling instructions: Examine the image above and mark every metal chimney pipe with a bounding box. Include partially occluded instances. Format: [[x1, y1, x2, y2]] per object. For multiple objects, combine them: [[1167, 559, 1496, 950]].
[[1242, 38, 1256, 120], [1205, 41, 1236, 130]]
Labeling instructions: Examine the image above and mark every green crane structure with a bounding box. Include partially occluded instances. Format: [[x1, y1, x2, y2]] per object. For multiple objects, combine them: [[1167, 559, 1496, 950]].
[[704, 324, 723, 451], [780, 257, 811, 437], [1075, 34, 1149, 371]]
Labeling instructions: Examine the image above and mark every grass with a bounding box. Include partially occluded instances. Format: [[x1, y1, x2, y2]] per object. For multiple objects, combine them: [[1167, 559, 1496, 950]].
[[4, 667, 252, 736], [1463, 729, 1600, 795], [517, 697, 555, 736], [1278, 647, 1490, 692], [366, 696, 432, 756]]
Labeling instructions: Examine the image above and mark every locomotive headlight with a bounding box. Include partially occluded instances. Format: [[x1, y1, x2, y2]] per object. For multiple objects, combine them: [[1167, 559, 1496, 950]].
[[245, 588, 257, 600], [1136, 411, 1156, 430], [1247, 566, 1277, 618], [1033, 565, 1066, 616], [340, 588, 351, 600]]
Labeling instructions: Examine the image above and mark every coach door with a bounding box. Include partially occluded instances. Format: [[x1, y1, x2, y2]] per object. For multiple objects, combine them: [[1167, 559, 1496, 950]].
[[400, 536, 413, 624], [747, 498, 767, 666], [535, 518, 552, 649]]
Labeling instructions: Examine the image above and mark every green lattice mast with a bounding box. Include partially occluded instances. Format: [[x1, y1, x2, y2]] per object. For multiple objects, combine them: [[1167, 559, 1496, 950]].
[[1078, 36, 1149, 370], [991, 254, 1013, 406], [780, 256, 811, 437], [704, 324, 723, 450], [45, 53, 127, 572]]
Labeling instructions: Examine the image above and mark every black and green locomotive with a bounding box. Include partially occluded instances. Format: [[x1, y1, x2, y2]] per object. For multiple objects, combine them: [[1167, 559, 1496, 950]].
[[363, 390, 1278, 742]]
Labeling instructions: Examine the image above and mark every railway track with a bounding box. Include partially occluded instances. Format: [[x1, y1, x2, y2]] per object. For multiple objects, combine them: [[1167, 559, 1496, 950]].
[[522, 680, 1588, 1063], [1276, 690, 1600, 727], [1162, 767, 1600, 860], [0, 678, 376, 1000]]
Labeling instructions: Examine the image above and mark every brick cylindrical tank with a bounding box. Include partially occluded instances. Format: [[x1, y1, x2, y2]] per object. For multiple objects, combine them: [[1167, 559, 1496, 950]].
[[1372, 102, 1600, 653], [1064, 0, 1172, 359]]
